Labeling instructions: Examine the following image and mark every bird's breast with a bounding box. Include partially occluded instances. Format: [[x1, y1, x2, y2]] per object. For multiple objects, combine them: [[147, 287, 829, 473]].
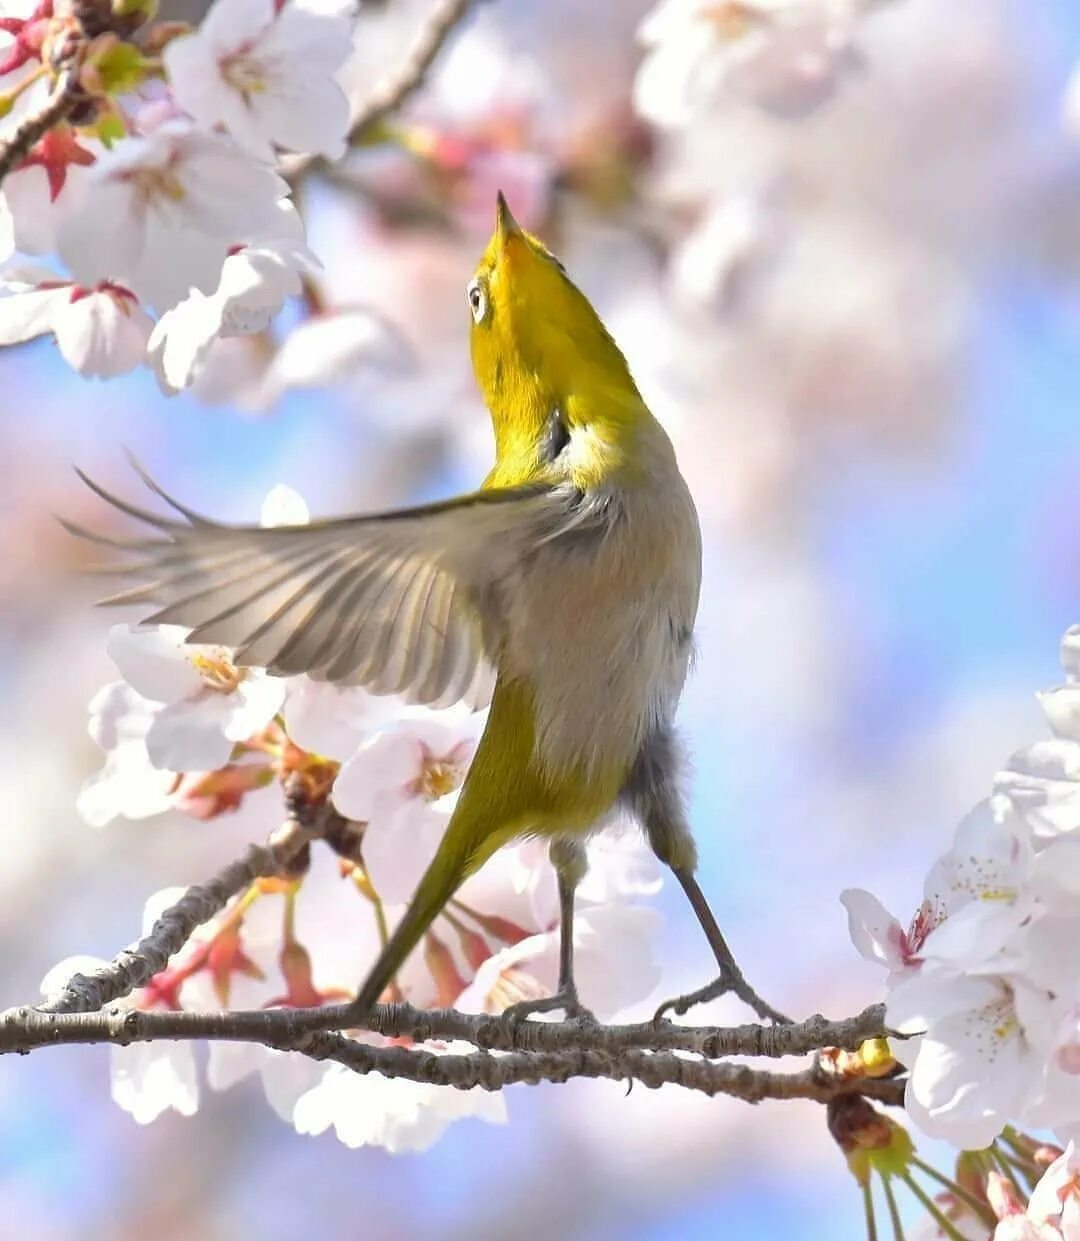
[[500, 465, 702, 785]]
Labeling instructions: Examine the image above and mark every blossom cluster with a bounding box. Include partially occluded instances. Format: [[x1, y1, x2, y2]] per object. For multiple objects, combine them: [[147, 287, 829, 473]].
[[634, 0, 885, 126], [0, 0, 357, 389], [985, 1141, 1080, 1241], [46, 486, 663, 1150], [0, 0, 927, 409], [844, 625, 1080, 1152]]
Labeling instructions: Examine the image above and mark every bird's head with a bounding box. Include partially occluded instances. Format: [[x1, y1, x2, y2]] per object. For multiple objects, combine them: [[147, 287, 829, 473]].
[[466, 193, 643, 477]]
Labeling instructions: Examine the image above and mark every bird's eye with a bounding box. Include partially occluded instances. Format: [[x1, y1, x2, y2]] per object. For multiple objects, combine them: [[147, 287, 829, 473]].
[[466, 279, 487, 324]]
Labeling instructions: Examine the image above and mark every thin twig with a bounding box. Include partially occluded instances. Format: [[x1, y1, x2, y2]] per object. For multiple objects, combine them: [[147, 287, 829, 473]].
[[349, 0, 472, 137], [0, 70, 80, 191], [285, 0, 473, 179], [37, 837, 304, 1016]]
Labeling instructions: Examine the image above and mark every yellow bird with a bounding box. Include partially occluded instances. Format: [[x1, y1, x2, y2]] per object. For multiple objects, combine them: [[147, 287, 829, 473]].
[[74, 194, 785, 1025]]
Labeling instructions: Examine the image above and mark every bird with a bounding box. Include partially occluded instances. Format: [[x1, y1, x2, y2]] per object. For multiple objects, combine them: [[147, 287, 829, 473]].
[[70, 193, 786, 1026]]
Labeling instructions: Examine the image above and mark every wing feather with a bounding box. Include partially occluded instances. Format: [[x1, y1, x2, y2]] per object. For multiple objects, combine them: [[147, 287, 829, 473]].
[[71, 466, 586, 710]]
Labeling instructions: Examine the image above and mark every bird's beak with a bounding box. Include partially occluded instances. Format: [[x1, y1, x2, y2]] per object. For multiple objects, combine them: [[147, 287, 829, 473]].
[[495, 191, 522, 243]]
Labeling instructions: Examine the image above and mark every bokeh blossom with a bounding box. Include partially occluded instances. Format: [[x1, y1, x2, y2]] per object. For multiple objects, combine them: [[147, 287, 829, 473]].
[[846, 626, 1080, 1151]]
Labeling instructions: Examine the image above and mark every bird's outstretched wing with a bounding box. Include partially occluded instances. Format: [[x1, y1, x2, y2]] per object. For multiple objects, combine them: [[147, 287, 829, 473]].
[[67, 463, 588, 710]]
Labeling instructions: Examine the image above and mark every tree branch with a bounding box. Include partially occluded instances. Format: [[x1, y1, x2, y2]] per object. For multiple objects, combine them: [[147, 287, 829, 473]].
[[349, 0, 472, 138], [0, 70, 80, 191], [0, 999, 901, 1105], [279, 1030, 906, 1105], [1, 824, 897, 1110], [286, 0, 473, 179], [38, 833, 307, 1016], [0, 995, 888, 1060]]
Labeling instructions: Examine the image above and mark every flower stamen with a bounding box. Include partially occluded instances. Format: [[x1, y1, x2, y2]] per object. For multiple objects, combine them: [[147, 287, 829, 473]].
[[189, 647, 245, 693]]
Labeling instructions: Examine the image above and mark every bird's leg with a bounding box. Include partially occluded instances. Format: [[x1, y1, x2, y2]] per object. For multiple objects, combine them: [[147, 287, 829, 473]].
[[652, 865, 792, 1026], [501, 836, 596, 1024], [623, 728, 791, 1026]]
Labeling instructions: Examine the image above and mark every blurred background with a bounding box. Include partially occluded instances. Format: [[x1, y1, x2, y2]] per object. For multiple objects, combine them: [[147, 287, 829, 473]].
[[1, 0, 1079, 1235]]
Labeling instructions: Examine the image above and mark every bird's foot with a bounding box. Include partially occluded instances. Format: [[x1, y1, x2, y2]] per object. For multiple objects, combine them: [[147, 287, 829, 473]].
[[501, 987, 596, 1027], [653, 966, 791, 1027]]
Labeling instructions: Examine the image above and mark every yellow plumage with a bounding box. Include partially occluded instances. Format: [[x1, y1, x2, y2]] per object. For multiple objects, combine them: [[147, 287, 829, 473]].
[[73, 195, 785, 1025]]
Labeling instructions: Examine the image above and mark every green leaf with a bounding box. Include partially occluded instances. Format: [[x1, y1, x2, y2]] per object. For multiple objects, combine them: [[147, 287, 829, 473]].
[[93, 111, 126, 149], [90, 42, 148, 97]]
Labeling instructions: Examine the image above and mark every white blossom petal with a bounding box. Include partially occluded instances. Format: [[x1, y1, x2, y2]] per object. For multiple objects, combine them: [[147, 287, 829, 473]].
[[292, 1054, 506, 1153], [283, 678, 402, 759], [165, 0, 353, 161], [840, 888, 908, 971], [146, 695, 237, 771], [110, 1041, 200, 1125], [0, 280, 67, 344], [106, 624, 205, 704], [52, 288, 153, 378]]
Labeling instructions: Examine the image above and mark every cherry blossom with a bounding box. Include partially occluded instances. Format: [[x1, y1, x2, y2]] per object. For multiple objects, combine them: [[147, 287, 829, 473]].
[[993, 1221, 1063, 1241], [193, 859, 367, 1119], [667, 194, 773, 312], [0, 266, 153, 377], [258, 481, 309, 527], [997, 741, 1080, 846], [0, 124, 95, 260], [842, 796, 1035, 984], [105, 623, 286, 772], [989, 1166, 1063, 1241], [77, 682, 177, 827], [1026, 1142, 1080, 1238], [57, 123, 291, 310], [887, 970, 1053, 1150], [164, 0, 353, 162], [457, 904, 663, 1021], [842, 624, 1080, 1150], [507, 826, 663, 930], [634, 0, 863, 127], [266, 306, 411, 391], [165, 851, 514, 1147], [40, 889, 204, 1125], [282, 678, 403, 761], [67, 604, 667, 1148], [148, 235, 319, 393], [292, 1052, 508, 1153], [187, 332, 282, 410], [0, 193, 11, 261], [1, 168, 66, 256], [996, 631, 1080, 843], [910, 1200, 994, 1241], [332, 707, 486, 903]]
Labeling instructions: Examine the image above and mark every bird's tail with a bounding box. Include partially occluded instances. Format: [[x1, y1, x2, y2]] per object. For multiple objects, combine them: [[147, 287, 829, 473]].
[[351, 802, 496, 1014]]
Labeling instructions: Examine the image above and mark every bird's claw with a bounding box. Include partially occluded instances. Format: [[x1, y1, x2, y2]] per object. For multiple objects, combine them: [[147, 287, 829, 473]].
[[500, 989, 596, 1027], [653, 967, 791, 1026]]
